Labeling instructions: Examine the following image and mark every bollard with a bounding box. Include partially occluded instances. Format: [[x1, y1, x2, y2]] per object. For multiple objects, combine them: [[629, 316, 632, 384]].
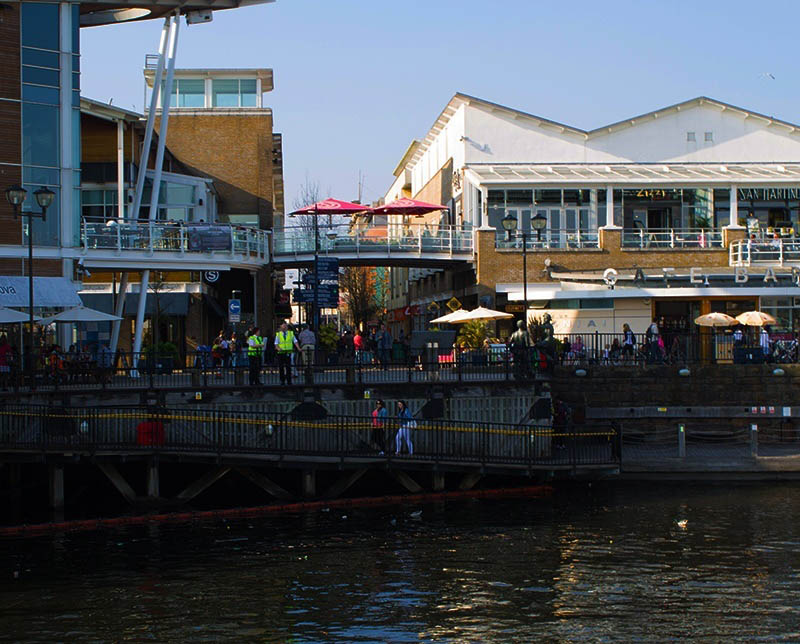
[[678, 423, 686, 458], [751, 423, 758, 457]]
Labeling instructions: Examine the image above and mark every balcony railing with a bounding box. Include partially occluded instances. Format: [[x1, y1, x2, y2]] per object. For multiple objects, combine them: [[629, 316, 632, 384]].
[[622, 228, 723, 249], [272, 223, 473, 259], [81, 219, 269, 260], [729, 239, 800, 267], [495, 229, 599, 250]]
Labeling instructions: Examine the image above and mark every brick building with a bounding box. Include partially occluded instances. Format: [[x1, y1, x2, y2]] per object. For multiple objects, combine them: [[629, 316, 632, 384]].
[[386, 94, 800, 339]]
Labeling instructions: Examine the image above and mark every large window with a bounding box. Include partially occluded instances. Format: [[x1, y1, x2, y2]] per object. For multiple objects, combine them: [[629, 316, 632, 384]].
[[21, 2, 59, 49], [22, 103, 59, 168], [82, 189, 123, 221], [169, 79, 205, 108], [212, 79, 257, 107]]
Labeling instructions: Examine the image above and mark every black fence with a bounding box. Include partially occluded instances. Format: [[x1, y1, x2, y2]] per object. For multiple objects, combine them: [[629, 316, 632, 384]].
[[555, 331, 796, 366], [0, 405, 620, 470]]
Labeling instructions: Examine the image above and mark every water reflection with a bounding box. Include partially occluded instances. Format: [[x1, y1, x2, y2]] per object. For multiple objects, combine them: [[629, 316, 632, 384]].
[[3, 484, 800, 640]]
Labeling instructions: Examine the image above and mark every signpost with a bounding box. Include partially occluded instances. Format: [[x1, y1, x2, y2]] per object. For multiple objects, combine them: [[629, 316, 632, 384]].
[[228, 298, 241, 323], [296, 257, 340, 313]]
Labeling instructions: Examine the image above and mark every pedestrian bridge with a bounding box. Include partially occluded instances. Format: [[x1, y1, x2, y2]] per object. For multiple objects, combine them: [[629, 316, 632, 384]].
[[272, 223, 475, 268]]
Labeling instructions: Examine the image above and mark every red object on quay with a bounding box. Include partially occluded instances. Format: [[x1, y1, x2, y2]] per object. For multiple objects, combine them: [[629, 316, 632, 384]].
[[136, 421, 165, 446]]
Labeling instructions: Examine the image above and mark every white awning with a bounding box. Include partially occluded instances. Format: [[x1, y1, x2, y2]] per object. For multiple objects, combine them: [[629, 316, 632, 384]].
[[0, 277, 82, 309], [465, 163, 800, 186]]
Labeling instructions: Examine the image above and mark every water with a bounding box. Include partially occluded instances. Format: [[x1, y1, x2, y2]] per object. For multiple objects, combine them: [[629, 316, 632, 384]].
[[3, 483, 800, 641]]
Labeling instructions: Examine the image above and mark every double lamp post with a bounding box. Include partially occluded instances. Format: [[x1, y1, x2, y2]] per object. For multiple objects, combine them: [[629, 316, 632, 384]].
[[4, 184, 56, 380], [501, 211, 547, 332]]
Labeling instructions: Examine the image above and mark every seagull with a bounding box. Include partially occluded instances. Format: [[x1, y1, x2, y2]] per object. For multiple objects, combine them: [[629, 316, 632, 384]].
[[760, 73, 776, 80]]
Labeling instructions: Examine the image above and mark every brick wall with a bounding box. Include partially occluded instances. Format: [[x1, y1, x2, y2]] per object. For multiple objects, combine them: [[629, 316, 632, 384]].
[[155, 112, 275, 229], [0, 2, 21, 245], [0, 258, 62, 277]]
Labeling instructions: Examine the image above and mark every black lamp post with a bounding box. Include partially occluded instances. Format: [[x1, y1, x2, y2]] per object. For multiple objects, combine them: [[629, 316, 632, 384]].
[[5, 184, 55, 383], [502, 211, 548, 332]]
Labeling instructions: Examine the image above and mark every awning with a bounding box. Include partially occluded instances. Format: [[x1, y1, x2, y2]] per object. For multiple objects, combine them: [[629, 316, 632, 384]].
[[0, 277, 82, 309]]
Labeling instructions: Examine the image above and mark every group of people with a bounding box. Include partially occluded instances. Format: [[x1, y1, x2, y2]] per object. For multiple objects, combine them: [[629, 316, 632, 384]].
[[370, 399, 415, 455]]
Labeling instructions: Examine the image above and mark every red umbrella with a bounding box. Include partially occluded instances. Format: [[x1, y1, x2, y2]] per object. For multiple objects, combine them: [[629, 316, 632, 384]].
[[371, 198, 447, 216], [290, 198, 369, 215]]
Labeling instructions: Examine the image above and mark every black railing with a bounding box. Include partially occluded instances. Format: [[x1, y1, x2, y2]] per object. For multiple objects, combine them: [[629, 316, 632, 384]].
[[0, 405, 620, 469]]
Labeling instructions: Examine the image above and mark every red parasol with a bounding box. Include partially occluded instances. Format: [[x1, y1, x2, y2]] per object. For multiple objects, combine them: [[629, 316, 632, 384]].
[[290, 198, 369, 215], [371, 198, 447, 216]]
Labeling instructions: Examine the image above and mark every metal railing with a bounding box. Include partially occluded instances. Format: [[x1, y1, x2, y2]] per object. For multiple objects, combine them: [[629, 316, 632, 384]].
[[622, 228, 723, 249], [272, 223, 474, 259], [729, 238, 800, 267], [0, 405, 620, 469], [495, 229, 600, 250], [0, 348, 542, 393], [554, 331, 791, 365], [80, 218, 269, 261]]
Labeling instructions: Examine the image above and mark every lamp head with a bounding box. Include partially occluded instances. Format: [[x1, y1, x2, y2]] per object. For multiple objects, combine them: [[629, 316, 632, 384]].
[[5, 184, 27, 210], [34, 186, 55, 212], [325, 228, 337, 241], [531, 212, 547, 231], [501, 212, 517, 232]]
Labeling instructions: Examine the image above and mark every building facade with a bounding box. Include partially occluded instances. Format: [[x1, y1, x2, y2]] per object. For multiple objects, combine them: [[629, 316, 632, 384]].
[[386, 94, 800, 338]]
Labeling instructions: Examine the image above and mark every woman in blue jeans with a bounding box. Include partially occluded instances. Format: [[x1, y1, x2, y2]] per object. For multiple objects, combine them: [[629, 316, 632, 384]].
[[395, 400, 414, 455]]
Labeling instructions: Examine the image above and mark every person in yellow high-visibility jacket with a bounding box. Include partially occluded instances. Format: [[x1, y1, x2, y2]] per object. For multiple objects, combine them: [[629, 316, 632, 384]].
[[274, 321, 300, 385], [247, 327, 264, 386]]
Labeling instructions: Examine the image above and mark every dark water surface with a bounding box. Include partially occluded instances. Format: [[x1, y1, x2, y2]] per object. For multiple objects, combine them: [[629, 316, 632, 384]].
[[3, 483, 800, 642]]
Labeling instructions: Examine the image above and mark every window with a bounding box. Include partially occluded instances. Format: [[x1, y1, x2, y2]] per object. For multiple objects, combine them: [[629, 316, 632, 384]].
[[82, 189, 120, 220], [169, 79, 205, 108], [704, 131, 713, 142], [686, 131, 696, 142], [21, 2, 59, 50], [22, 103, 59, 167], [212, 78, 258, 107]]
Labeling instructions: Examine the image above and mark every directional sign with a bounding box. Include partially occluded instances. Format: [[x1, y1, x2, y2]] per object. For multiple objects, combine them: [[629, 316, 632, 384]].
[[228, 298, 241, 323], [293, 287, 339, 307], [315, 257, 340, 280]]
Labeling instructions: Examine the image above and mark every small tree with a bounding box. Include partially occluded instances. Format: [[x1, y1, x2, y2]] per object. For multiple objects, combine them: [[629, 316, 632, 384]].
[[456, 320, 488, 349], [340, 266, 377, 329]]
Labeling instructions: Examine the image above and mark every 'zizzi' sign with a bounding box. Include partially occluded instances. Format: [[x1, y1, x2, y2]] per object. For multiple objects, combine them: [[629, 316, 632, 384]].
[[602, 266, 800, 287]]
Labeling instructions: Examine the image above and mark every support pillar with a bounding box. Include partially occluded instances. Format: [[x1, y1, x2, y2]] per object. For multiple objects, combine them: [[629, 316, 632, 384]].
[[458, 472, 482, 491], [49, 464, 64, 510], [110, 271, 129, 355], [601, 184, 620, 229], [391, 470, 423, 493], [727, 183, 743, 228], [176, 467, 230, 502], [432, 471, 445, 492], [301, 470, 316, 498], [146, 460, 160, 498], [236, 467, 294, 500], [322, 469, 366, 500]]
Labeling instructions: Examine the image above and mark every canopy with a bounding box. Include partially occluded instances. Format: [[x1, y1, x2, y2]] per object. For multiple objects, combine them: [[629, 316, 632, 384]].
[[40, 306, 122, 325], [429, 309, 471, 324], [371, 198, 448, 216], [0, 307, 36, 324], [458, 306, 514, 322], [694, 312, 737, 327], [735, 310, 777, 327], [290, 198, 369, 215], [0, 276, 81, 309]]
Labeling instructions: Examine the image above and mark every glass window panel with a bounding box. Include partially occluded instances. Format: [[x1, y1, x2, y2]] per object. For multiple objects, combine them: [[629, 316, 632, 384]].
[[72, 90, 79, 107], [72, 109, 81, 168], [212, 79, 239, 107], [165, 182, 194, 204], [22, 184, 60, 246], [71, 4, 80, 54], [506, 189, 532, 206], [21, 3, 59, 50], [82, 190, 104, 205], [22, 47, 59, 69], [72, 73, 80, 90], [23, 166, 59, 185], [22, 84, 59, 105], [488, 190, 505, 207], [534, 189, 561, 204], [240, 78, 257, 107], [178, 79, 205, 108], [22, 66, 59, 87], [565, 209, 576, 230], [22, 103, 59, 167], [72, 54, 80, 73], [580, 298, 614, 309]]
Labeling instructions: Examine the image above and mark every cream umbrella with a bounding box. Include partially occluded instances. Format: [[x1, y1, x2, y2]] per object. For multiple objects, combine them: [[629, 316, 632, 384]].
[[40, 306, 122, 325], [429, 309, 471, 324], [0, 307, 38, 324], [694, 312, 737, 327], [735, 310, 777, 327], [457, 306, 514, 322]]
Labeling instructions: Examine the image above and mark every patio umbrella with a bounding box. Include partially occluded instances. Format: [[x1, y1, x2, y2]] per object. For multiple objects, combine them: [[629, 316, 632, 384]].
[[457, 306, 514, 322], [40, 306, 122, 325], [429, 309, 471, 324], [289, 198, 369, 215], [0, 307, 37, 324], [370, 198, 448, 216], [694, 312, 737, 327], [735, 310, 777, 327]]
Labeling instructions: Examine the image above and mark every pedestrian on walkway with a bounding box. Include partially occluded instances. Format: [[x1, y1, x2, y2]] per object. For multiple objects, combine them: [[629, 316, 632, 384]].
[[298, 324, 316, 368], [371, 398, 388, 453], [275, 320, 300, 385], [247, 327, 264, 385], [377, 323, 392, 368], [395, 400, 415, 455]]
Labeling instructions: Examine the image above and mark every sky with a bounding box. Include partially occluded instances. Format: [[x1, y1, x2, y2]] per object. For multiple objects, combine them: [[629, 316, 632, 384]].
[[81, 0, 799, 211]]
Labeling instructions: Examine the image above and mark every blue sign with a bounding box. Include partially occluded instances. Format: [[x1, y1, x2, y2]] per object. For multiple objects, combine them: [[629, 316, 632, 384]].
[[228, 298, 241, 323], [315, 257, 340, 280]]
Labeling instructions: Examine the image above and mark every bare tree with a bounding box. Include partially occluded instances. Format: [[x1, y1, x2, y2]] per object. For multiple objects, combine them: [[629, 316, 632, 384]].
[[291, 172, 323, 236], [340, 266, 377, 330]]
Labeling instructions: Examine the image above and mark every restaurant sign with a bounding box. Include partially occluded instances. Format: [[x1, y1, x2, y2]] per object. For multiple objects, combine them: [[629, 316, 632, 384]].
[[602, 266, 800, 287], [187, 225, 232, 252]]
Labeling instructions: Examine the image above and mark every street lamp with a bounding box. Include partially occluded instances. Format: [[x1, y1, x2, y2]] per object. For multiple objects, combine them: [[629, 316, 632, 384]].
[[531, 212, 547, 242], [5, 184, 55, 384], [501, 211, 545, 332]]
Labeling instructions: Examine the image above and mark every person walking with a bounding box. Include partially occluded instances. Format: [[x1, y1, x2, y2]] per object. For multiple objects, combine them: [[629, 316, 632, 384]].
[[646, 317, 661, 363], [371, 398, 388, 453], [622, 323, 636, 362], [395, 400, 415, 455], [275, 320, 300, 385], [247, 327, 264, 385], [298, 324, 316, 369], [377, 323, 392, 368], [353, 329, 364, 365]]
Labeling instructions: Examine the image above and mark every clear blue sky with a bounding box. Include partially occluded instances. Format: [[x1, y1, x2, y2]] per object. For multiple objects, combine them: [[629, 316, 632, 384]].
[[81, 0, 797, 211]]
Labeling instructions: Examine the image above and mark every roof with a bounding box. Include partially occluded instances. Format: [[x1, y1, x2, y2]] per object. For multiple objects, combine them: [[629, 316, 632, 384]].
[[77, 0, 274, 27], [392, 140, 420, 177], [464, 163, 800, 186], [144, 68, 274, 92], [80, 96, 142, 122], [408, 94, 800, 170]]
